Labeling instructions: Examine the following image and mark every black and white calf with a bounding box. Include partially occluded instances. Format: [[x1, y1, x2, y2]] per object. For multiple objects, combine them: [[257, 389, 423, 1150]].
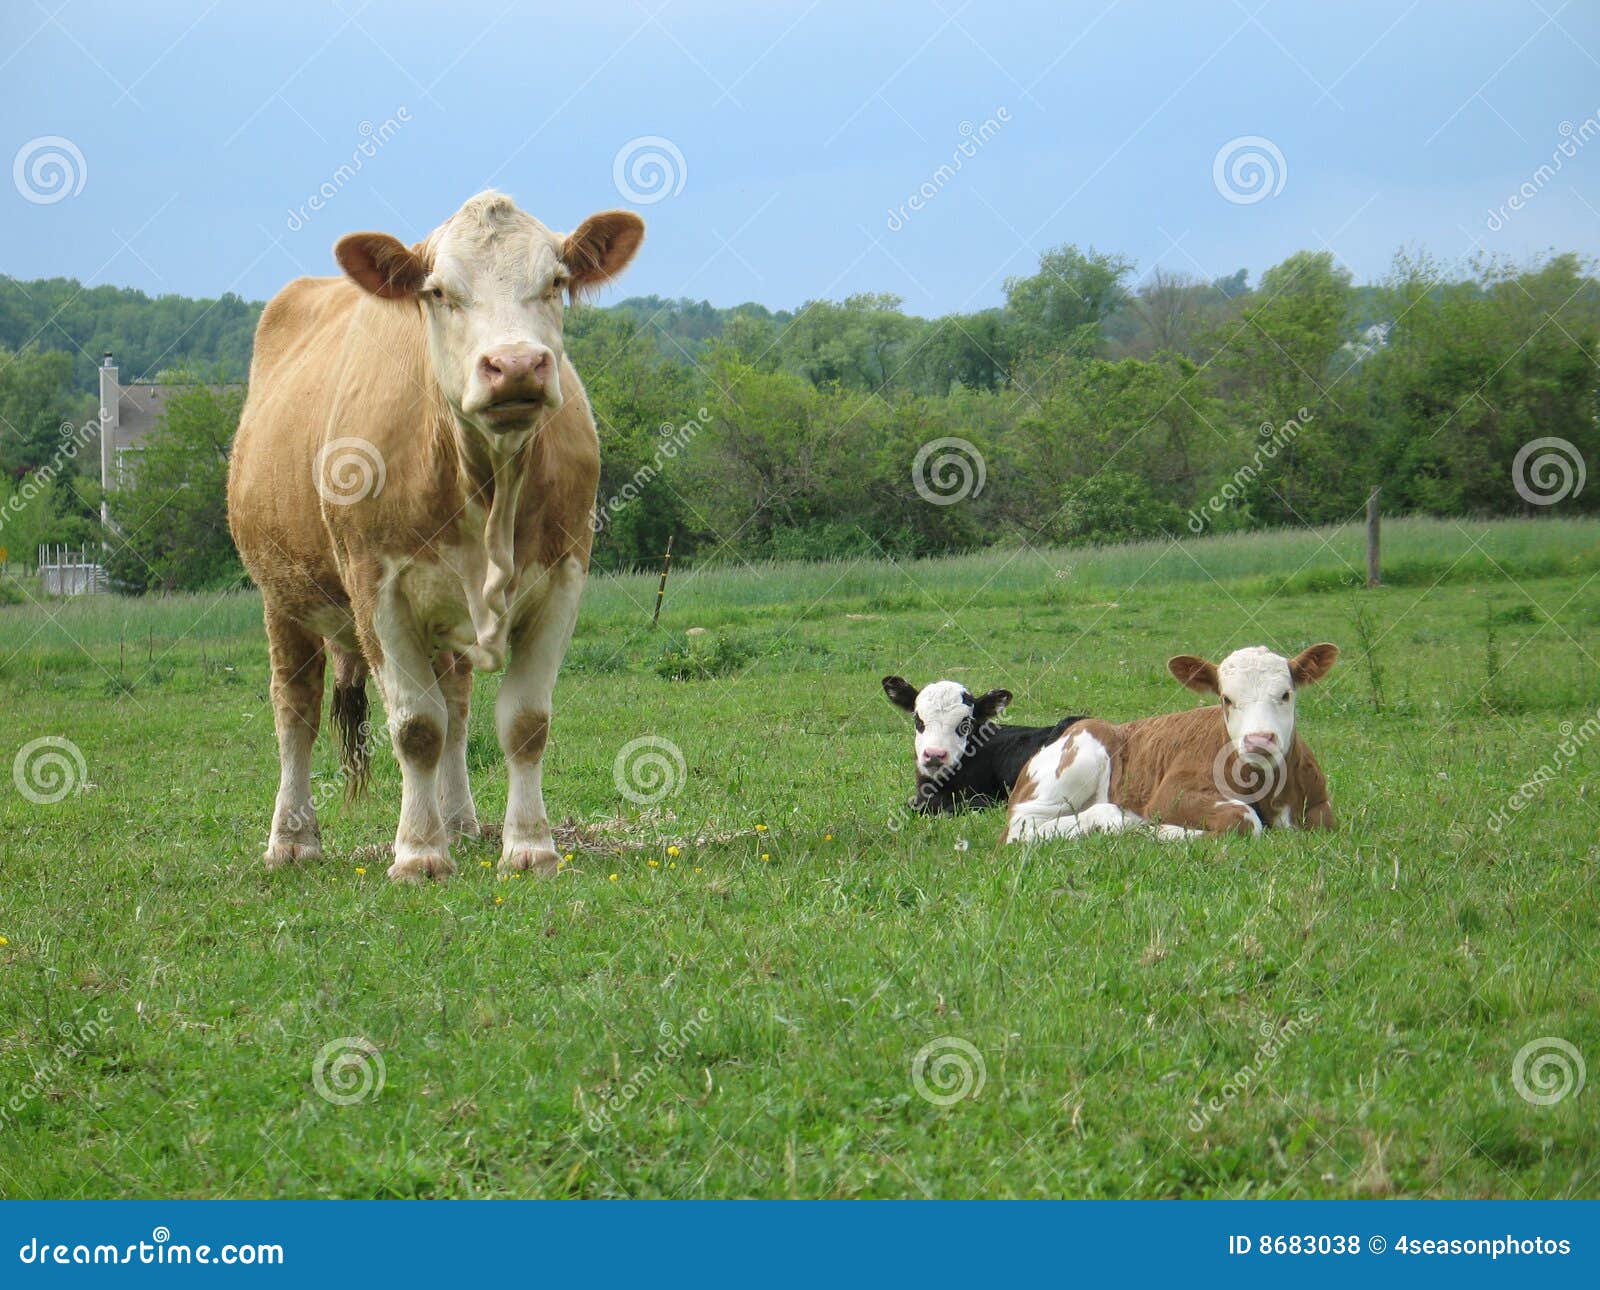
[[882, 676, 1085, 815]]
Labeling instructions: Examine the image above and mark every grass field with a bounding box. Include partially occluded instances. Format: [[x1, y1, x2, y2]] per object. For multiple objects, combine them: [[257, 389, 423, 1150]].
[[2, 515, 1598, 1198]]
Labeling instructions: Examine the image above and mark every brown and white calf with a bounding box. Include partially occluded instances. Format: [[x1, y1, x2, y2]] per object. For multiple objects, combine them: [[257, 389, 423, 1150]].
[[1003, 644, 1338, 844], [227, 191, 643, 882]]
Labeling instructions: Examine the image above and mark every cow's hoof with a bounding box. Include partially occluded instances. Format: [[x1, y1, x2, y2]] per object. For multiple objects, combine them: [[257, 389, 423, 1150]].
[[264, 842, 322, 870], [446, 815, 481, 839], [498, 846, 560, 876], [387, 852, 455, 883]]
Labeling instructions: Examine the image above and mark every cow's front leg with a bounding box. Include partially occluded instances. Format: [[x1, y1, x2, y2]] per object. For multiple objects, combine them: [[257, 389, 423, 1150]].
[[435, 650, 479, 838], [373, 596, 454, 882], [496, 558, 584, 875]]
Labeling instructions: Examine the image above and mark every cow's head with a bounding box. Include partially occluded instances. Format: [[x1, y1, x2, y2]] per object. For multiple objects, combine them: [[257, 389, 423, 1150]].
[[1168, 643, 1338, 767], [883, 676, 1011, 780], [334, 191, 643, 437]]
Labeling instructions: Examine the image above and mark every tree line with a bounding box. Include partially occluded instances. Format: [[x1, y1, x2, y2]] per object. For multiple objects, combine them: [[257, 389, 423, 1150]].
[[1, 243, 1595, 592]]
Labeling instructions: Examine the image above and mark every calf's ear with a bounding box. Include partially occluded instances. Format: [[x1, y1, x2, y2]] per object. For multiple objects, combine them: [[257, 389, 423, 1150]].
[[974, 688, 1012, 722], [1168, 654, 1220, 695], [336, 233, 429, 299], [882, 676, 919, 711], [1290, 642, 1339, 686], [564, 211, 645, 293]]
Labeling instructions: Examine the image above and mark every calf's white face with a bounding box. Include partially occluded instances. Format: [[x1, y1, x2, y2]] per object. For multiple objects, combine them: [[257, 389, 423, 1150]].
[[335, 191, 644, 438], [1169, 643, 1339, 764], [883, 676, 1011, 778]]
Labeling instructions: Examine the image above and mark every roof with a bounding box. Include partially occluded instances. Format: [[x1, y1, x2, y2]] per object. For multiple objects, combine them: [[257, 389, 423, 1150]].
[[105, 380, 243, 453]]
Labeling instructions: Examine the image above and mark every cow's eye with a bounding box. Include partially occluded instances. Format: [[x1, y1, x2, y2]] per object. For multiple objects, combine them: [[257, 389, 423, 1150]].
[[914, 717, 924, 733], [1280, 691, 1291, 702], [427, 286, 445, 302], [1221, 697, 1232, 708]]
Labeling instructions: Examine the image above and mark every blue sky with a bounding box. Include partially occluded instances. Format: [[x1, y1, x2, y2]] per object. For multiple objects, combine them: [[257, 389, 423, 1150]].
[[3, 0, 1598, 315]]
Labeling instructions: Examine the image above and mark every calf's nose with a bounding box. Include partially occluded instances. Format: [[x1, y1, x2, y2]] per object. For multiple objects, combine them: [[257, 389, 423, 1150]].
[[478, 344, 555, 402], [1240, 731, 1278, 754], [922, 748, 949, 766]]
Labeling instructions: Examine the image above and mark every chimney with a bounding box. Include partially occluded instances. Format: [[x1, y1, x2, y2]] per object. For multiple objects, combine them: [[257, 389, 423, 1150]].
[[99, 353, 120, 527]]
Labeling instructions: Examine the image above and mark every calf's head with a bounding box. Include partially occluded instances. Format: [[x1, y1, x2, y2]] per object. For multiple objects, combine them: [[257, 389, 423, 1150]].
[[1168, 643, 1338, 765], [335, 191, 643, 436], [882, 676, 1012, 779]]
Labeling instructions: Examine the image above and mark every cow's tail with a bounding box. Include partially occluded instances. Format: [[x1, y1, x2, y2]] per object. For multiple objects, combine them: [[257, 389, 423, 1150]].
[[329, 645, 371, 802]]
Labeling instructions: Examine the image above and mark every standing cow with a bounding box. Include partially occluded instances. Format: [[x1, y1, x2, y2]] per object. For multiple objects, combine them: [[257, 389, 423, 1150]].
[[228, 191, 643, 882]]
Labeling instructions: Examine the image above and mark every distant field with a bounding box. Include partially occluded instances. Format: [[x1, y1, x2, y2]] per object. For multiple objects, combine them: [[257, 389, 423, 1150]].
[[1, 515, 1597, 1198]]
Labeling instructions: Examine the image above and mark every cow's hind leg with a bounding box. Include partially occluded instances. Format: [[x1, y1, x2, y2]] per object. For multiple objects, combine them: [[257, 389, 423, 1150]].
[[264, 610, 326, 868], [435, 650, 479, 838], [496, 558, 584, 875], [1004, 725, 1114, 844]]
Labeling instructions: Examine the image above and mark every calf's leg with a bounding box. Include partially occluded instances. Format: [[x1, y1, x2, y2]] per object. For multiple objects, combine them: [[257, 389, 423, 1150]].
[[264, 610, 326, 868], [1144, 771, 1261, 836], [497, 558, 584, 875], [1004, 726, 1114, 843]]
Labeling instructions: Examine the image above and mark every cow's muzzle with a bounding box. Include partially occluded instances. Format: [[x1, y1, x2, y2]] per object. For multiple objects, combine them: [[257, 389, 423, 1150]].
[[475, 345, 557, 425]]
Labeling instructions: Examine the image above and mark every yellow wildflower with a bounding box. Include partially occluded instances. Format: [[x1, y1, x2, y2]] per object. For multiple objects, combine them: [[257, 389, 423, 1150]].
[[355, 866, 367, 876], [666, 845, 680, 857], [608, 873, 619, 882]]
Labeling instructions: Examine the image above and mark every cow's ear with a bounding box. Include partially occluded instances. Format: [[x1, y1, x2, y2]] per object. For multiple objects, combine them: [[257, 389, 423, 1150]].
[[882, 676, 919, 711], [974, 688, 1012, 722], [564, 211, 645, 293], [1290, 642, 1339, 687], [1168, 654, 1220, 695], [336, 233, 428, 299]]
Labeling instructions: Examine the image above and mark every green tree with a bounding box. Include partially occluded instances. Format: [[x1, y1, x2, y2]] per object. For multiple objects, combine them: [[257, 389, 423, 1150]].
[[1003, 244, 1134, 359], [104, 377, 244, 592]]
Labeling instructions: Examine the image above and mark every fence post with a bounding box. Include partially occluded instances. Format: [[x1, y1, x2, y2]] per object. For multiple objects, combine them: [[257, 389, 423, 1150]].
[[652, 534, 675, 626], [1365, 486, 1381, 588]]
